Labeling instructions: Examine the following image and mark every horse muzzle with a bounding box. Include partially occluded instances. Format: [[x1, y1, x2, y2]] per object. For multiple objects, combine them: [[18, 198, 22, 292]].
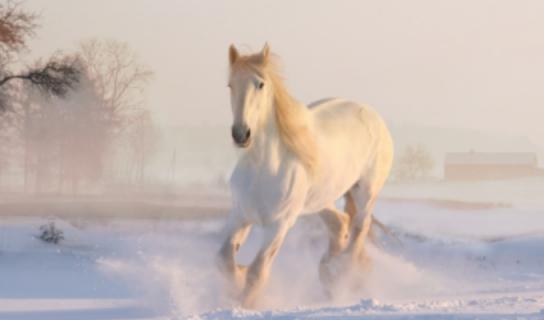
[[231, 124, 251, 148]]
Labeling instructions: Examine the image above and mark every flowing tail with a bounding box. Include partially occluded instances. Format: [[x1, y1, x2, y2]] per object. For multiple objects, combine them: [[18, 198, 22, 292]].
[[368, 216, 401, 246]]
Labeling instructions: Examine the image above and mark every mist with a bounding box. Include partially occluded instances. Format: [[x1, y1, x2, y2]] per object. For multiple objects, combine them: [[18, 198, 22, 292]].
[[19, 0, 544, 186], [1, 1, 544, 319]]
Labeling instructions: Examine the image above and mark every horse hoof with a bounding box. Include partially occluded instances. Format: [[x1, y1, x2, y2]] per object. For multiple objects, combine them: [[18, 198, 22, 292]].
[[233, 265, 248, 290], [319, 256, 347, 297]]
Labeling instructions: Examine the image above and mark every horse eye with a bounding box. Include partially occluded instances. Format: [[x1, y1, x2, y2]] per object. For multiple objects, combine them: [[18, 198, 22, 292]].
[[258, 82, 264, 90]]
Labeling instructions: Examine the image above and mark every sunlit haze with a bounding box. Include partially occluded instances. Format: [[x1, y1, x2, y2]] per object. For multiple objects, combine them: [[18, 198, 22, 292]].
[[25, 1, 544, 159]]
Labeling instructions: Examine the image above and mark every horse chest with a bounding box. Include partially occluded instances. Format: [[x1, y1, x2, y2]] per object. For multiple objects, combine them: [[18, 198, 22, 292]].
[[230, 159, 308, 224]]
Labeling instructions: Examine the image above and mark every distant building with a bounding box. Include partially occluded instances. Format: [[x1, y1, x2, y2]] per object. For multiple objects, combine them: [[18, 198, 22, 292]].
[[444, 151, 542, 181]]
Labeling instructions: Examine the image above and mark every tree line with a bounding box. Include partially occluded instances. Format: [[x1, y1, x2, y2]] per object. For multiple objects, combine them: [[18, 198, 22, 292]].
[[0, 1, 157, 194]]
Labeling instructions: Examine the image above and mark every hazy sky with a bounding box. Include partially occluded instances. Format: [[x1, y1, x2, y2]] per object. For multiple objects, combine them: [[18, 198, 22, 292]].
[[24, 0, 544, 149]]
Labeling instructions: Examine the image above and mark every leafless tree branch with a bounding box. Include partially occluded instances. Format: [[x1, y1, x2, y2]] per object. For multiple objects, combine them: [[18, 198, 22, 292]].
[[0, 0, 38, 63]]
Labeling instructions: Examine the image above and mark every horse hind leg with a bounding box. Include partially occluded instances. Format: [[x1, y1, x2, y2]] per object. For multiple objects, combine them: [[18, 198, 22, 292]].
[[344, 190, 378, 245], [347, 182, 377, 268], [346, 183, 377, 278], [344, 191, 357, 227], [318, 206, 350, 295]]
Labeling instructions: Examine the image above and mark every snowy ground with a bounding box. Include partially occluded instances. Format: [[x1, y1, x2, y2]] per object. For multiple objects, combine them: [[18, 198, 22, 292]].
[[1, 180, 544, 319]]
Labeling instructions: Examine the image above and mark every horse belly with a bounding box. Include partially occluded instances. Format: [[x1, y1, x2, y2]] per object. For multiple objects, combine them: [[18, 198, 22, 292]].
[[303, 153, 365, 213], [302, 124, 371, 213]]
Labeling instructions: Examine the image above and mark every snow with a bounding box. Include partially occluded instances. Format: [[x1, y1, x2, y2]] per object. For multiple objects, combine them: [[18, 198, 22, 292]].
[[444, 152, 538, 166], [1, 180, 544, 319], [382, 178, 544, 210]]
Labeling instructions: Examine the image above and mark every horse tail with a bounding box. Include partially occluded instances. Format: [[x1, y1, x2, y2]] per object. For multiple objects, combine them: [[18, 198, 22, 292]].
[[368, 217, 401, 245]]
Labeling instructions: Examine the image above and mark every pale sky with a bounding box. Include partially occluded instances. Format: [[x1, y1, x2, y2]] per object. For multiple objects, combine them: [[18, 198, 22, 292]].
[[24, 0, 544, 149]]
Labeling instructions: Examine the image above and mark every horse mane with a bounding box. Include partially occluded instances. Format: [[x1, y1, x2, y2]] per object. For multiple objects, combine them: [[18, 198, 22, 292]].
[[231, 53, 318, 175]]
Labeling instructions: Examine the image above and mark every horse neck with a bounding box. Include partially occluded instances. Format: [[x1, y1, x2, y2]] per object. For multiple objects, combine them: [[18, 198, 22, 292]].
[[248, 104, 284, 166], [249, 88, 311, 170]]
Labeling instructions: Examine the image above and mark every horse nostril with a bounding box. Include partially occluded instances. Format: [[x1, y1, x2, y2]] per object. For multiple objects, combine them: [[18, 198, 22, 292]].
[[232, 125, 250, 145]]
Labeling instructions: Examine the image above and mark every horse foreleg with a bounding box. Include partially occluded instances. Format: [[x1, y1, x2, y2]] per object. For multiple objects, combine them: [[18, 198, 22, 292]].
[[241, 220, 290, 308], [318, 207, 350, 294], [217, 216, 252, 292]]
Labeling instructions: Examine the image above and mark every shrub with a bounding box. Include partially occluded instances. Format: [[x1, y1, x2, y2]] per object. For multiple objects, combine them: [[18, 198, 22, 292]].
[[39, 221, 64, 244]]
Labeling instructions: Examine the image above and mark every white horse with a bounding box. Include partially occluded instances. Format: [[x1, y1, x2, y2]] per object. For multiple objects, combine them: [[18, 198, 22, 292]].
[[217, 44, 394, 307]]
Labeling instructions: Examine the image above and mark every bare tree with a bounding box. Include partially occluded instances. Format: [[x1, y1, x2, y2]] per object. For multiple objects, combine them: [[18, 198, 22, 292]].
[[0, 2, 79, 112], [78, 39, 152, 132], [76, 39, 153, 187], [394, 144, 435, 181], [0, 115, 12, 185], [55, 71, 109, 194], [0, 55, 80, 192], [0, 57, 80, 97], [1, 26, 153, 192], [0, 0, 36, 112], [0, 0, 37, 64], [10, 66, 108, 194], [125, 110, 158, 183]]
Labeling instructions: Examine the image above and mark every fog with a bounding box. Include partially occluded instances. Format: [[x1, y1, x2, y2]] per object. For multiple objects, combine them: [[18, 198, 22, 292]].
[[2, 2, 544, 318], [13, 0, 541, 186], [0, 0, 542, 192]]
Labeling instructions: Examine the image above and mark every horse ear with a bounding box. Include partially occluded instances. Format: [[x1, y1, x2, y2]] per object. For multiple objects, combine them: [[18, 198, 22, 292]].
[[229, 44, 239, 66], [261, 43, 270, 63]]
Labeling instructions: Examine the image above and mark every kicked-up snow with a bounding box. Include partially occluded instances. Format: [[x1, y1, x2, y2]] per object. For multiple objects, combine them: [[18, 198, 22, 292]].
[[0, 184, 544, 319]]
